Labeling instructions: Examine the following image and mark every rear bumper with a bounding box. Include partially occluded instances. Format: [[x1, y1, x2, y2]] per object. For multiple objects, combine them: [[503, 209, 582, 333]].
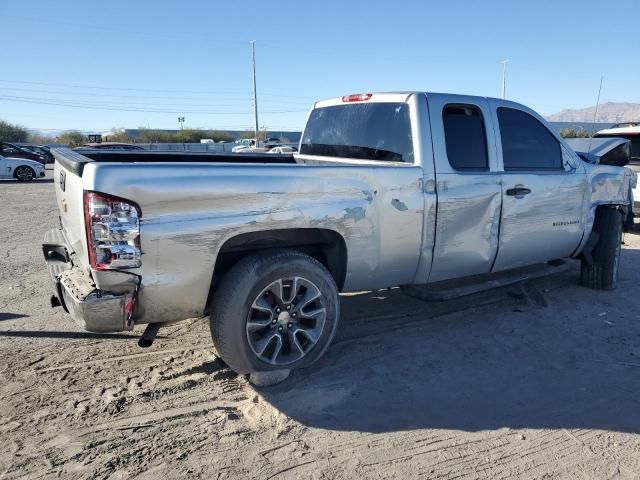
[[57, 268, 134, 332], [43, 228, 135, 332]]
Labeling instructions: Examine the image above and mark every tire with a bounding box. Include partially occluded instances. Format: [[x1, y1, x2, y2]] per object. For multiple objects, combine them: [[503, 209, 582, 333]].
[[624, 191, 635, 232], [209, 250, 339, 374], [581, 208, 623, 290], [14, 166, 35, 182]]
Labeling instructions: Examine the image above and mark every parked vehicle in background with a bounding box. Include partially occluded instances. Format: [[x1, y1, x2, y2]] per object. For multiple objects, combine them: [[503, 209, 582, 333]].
[[595, 122, 640, 163], [78, 142, 145, 151], [233, 146, 256, 153], [44, 91, 633, 379], [0, 154, 45, 181], [232, 138, 282, 153], [232, 139, 255, 152], [16, 144, 55, 164], [268, 146, 298, 154], [0, 142, 46, 165]]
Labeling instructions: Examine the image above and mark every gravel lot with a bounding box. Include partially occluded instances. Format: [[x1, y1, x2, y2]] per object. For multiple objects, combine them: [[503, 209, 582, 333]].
[[1, 167, 640, 479]]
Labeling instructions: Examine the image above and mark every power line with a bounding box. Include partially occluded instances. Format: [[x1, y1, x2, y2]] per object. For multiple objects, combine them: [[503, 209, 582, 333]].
[[0, 95, 308, 115], [0, 88, 309, 108], [0, 79, 316, 100], [0, 86, 313, 106]]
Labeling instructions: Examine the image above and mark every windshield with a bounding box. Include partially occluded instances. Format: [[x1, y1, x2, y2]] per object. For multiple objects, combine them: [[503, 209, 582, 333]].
[[300, 102, 413, 162]]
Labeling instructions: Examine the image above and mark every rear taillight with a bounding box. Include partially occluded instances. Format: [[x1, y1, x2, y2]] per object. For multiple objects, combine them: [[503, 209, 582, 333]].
[[84, 191, 141, 270], [342, 93, 372, 102]]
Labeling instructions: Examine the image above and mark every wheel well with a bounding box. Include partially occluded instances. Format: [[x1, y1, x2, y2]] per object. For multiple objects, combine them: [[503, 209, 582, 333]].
[[205, 228, 347, 313]]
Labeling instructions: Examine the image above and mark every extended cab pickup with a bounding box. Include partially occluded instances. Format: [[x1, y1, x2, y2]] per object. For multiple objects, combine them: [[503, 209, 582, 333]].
[[43, 92, 633, 376]]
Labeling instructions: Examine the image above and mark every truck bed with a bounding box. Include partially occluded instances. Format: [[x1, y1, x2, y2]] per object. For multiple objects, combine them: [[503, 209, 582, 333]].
[[53, 148, 296, 176]]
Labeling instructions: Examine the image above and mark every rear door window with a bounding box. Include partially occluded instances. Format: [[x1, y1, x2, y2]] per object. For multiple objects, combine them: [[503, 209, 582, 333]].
[[300, 102, 413, 162], [497, 107, 562, 170], [443, 105, 488, 170]]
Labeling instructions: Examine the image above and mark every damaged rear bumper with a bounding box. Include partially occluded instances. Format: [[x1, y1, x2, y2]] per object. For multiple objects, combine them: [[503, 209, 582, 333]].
[[43, 228, 136, 333], [57, 269, 135, 332]]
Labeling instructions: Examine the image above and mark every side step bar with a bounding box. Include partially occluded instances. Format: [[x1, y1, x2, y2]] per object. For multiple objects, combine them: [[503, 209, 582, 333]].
[[401, 261, 572, 302]]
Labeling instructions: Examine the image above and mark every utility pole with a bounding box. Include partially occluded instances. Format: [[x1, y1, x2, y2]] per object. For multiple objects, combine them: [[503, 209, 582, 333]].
[[178, 116, 185, 150], [251, 41, 259, 144], [501, 60, 508, 99]]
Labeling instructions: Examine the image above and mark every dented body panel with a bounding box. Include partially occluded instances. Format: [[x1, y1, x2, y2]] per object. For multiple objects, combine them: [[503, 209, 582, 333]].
[[45, 91, 632, 332], [77, 161, 424, 324]]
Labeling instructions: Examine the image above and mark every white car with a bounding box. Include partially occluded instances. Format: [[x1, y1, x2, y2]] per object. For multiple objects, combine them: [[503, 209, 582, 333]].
[[268, 146, 297, 154], [0, 155, 46, 181]]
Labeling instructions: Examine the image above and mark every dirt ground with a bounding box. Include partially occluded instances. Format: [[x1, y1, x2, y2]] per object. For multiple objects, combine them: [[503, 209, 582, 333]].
[[1, 168, 640, 480]]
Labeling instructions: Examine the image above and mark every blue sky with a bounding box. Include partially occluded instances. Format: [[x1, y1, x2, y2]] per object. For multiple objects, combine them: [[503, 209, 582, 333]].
[[1, 0, 639, 133]]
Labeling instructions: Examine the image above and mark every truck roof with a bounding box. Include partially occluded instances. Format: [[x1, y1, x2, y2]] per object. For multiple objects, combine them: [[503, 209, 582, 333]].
[[314, 91, 514, 109]]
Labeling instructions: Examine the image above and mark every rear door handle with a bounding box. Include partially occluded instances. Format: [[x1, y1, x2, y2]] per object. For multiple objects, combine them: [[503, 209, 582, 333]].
[[506, 187, 532, 197]]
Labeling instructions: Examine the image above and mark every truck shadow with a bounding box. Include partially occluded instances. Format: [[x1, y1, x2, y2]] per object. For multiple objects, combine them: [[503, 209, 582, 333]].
[[0, 179, 54, 185], [258, 252, 640, 435], [0, 312, 29, 321], [0, 330, 137, 340]]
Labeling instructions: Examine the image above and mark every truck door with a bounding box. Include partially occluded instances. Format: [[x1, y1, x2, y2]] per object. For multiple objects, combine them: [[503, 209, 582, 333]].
[[425, 94, 503, 282], [489, 102, 587, 271]]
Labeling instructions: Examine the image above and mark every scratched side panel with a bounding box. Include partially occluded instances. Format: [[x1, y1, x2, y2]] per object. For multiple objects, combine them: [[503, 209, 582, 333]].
[[428, 173, 502, 282], [87, 163, 423, 323]]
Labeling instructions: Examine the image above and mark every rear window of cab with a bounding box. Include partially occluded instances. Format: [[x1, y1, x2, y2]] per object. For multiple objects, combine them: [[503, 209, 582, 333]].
[[300, 103, 414, 162]]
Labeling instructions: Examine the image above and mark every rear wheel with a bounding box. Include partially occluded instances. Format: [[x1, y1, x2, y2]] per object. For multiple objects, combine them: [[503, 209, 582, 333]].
[[209, 250, 339, 374], [581, 208, 623, 290], [14, 166, 35, 182]]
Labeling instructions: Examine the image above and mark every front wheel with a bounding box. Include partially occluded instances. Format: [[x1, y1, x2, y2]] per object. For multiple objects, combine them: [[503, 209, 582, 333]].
[[14, 166, 35, 182], [581, 208, 623, 290], [209, 250, 339, 374]]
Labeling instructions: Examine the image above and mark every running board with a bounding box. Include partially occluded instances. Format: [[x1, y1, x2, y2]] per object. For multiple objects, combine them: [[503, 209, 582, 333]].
[[401, 261, 572, 302]]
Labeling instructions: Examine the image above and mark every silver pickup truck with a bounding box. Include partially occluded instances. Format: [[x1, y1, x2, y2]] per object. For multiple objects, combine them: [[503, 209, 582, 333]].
[[43, 92, 633, 376]]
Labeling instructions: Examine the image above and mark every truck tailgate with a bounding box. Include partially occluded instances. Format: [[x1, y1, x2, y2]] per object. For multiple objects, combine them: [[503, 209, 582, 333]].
[[52, 149, 90, 268]]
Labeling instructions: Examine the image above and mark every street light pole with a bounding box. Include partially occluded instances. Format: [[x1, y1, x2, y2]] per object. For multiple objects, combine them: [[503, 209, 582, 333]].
[[178, 116, 185, 150], [251, 41, 259, 144]]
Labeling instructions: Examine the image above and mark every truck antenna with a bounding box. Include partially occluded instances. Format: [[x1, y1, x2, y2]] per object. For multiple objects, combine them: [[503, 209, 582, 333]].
[[500, 60, 508, 99], [587, 76, 604, 157], [251, 41, 259, 144]]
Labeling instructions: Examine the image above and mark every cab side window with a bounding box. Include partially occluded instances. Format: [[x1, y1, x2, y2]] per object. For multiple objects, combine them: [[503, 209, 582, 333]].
[[497, 107, 562, 170], [442, 105, 488, 170]]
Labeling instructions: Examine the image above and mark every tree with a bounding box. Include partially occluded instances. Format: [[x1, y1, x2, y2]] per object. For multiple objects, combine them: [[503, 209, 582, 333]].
[[239, 130, 267, 141], [560, 128, 591, 138], [57, 130, 86, 146], [136, 128, 175, 143], [105, 128, 133, 143], [0, 120, 29, 142], [28, 132, 56, 144], [201, 130, 234, 142]]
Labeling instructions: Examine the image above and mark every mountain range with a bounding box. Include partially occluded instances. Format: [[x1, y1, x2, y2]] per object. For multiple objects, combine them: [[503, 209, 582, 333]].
[[546, 102, 640, 123]]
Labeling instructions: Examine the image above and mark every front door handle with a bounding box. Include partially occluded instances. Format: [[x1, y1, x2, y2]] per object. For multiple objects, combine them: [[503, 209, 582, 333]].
[[506, 186, 532, 198]]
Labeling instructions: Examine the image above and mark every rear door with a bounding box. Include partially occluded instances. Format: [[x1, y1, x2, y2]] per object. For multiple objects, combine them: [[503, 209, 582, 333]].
[[489, 102, 587, 271], [426, 93, 503, 282]]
